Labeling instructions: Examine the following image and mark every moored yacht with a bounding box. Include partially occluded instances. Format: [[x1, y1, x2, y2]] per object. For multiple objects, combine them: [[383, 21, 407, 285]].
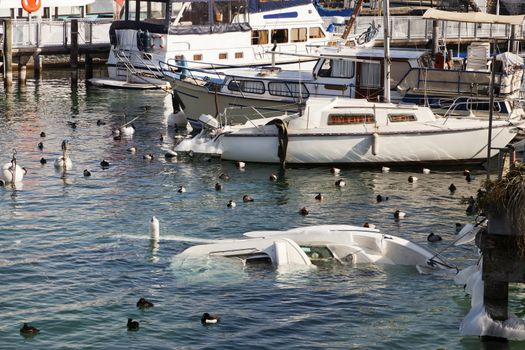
[[175, 96, 522, 165], [107, 0, 332, 86]]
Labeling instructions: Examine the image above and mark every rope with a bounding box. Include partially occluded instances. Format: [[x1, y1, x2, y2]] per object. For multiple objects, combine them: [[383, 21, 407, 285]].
[[427, 215, 487, 269]]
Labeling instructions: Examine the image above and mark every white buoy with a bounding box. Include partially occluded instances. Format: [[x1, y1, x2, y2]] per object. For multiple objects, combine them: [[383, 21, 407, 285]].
[[422, 168, 431, 174], [381, 166, 390, 173], [120, 124, 135, 136], [150, 216, 160, 241]]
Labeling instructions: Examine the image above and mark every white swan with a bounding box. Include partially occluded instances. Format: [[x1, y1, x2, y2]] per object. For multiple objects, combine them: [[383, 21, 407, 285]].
[[1, 151, 24, 184], [54, 140, 73, 170]]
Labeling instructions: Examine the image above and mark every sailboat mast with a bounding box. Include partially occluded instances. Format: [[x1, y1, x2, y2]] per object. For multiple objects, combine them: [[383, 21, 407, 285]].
[[383, 0, 391, 103]]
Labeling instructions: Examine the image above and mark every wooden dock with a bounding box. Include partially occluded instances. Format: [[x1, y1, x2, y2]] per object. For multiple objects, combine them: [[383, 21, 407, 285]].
[[1, 18, 112, 88]]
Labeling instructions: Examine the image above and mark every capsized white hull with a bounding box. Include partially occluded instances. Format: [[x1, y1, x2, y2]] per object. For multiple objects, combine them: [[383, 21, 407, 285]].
[[178, 225, 452, 272]]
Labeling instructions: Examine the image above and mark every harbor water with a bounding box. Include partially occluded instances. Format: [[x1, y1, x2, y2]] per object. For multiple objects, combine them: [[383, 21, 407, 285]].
[[0, 72, 523, 349]]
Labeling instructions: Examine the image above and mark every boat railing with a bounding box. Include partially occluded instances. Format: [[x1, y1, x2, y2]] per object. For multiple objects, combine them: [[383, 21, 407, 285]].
[[114, 48, 166, 87], [397, 68, 520, 97], [441, 97, 510, 123]]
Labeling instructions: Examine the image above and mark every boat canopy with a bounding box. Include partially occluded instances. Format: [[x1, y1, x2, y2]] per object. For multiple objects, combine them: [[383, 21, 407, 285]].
[[422, 9, 525, 26]]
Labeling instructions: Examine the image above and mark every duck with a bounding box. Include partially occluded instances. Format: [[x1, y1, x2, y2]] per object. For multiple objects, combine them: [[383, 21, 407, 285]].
[[466, 196, 476, 215], [150, 216, 159, 241], [219, 173, 230, 181], [201, 313, 220, 325], [143, 153, 154, 161], [159, 134, 164, 142], [449, 183, 457, 193], [127, 318, 139, 331], [40, 131, 46, 138], [269, 174, 277, 182], [463, 169, 471, 176], [315, 193, 324, 201], [363, 223, 376, 229], [408, 176, 418, 183], [67, 121, 77, 129], [177, 185, 186, 193], [112, 128, 121, 137], [40, 157, 47, 165], [20, 323, 39, 335], [164, 150, 177, 159], [100, 160, 110, 168], [330, 167, 341, 175], [227, 200, 236, 208], [83, 169, 91, 177], [37, 142, 44, 150], [96, 119, 106, 126], [427, 232, 442, 242], [127, 147, 137, 154], [1, 151, 25, 183], [465, 173, 473, 182], [243, 194, 254, 202], [235, 161, 246, 169], [394, 210, 406, 219], [54, 140, 73, 170], [376, 194, 389, 203], [422, 168, 431, 174], [113, 134, 122, 141], [299, 207, 309, 216], [335, 179, 346, 187], [215, 183, 223, 191], [136, 298, 154, 309], [120, 124, 136, 137], [381, 166, 390, 173]]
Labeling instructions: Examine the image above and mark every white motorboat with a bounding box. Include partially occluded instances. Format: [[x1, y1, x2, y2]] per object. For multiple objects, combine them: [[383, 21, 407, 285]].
[[175, 96, 522, 165], [161, 46, 429, 124], [107, 0, 332, 86], [177, 224, 454, 273]]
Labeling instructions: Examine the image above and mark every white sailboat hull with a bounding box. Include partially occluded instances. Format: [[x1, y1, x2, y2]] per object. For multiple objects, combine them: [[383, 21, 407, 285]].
[[219, 124, 516, 164]]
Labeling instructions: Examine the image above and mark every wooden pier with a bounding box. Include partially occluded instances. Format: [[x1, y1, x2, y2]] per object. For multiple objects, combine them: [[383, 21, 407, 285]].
[[1, 18, 112, 88]]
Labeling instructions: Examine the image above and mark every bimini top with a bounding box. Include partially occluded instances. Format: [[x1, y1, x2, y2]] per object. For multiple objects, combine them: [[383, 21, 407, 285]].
[[423, 9, 525, 26]]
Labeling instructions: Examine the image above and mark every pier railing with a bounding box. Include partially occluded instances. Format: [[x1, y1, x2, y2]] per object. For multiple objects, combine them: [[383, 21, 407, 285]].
[[327, 16, 525, 42], [2, 19, 112, 48]]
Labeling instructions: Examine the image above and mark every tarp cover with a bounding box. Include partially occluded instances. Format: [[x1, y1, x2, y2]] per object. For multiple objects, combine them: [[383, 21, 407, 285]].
[[496, 52, 524, 67], [422, 9, 525, 26]]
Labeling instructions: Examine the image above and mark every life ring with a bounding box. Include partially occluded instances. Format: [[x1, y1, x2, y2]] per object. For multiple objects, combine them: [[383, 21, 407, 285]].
[[151, 34, 165, 49], [21, 0, 42, 13]]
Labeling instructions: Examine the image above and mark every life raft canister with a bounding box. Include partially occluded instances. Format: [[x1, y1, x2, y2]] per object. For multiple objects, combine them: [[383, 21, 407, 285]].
[[151, 34, 165, 49], [21, 0, 42, 13]]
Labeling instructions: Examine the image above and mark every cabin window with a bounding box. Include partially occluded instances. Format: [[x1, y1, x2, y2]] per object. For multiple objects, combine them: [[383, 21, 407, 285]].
[[268, 82, 309, 98], [219, 53, 228, 60], [235, 52, 244, 59], [291, 28, 307, 43], [301, 246, 333, 260], [388, 114, 416, 122], [193, 54, 203, 61], [318, 59, 354, 78], [252, 30, 269, 45], [180, 2, 210, 26], [309, 27, 325, 39], [391, 61, 411, 88], [327, 114, 374, 125], [271, 29, 288, 44], [359, 62, 381, 88], [227, 80, 265, 94]]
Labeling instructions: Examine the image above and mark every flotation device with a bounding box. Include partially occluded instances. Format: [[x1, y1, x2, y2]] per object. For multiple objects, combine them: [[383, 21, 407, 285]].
[[151, 34, 165, 49], [21, 0, 41, 13]]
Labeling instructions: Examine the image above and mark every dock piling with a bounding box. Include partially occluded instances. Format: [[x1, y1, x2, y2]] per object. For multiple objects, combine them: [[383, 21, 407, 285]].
[[3, 19, 13, 88], [70, 19, 79, 83]]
